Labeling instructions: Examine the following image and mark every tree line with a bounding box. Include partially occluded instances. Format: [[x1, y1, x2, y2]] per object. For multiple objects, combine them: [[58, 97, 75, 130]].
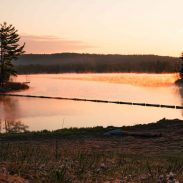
[[15, 53, 180, 74], [0, 22, 181, 78]]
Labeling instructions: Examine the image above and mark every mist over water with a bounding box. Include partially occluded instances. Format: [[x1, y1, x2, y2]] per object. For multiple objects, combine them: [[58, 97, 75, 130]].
[[1, 73, 182, 131]]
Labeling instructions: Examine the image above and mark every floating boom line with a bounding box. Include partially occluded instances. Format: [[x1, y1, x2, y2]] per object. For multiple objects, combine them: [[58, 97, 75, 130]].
[[0, 93, 183, 109]]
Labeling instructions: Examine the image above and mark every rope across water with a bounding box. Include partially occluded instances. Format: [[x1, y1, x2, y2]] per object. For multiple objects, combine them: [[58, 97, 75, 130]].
[[0, 93, 182, 109]]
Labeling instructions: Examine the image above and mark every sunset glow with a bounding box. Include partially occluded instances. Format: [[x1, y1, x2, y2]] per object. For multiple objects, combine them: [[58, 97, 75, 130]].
[[1, 0, 183, 55]]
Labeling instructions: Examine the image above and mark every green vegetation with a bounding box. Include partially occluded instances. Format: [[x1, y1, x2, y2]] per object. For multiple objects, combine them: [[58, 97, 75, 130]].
[[179, 52, 183, 79], [0, 118, 181, 140], [0, 22, 25, 86], [0, 118, 183, 182], [15, 53, 180, 74], [175, 52, 183, 85], [0, 82, 29, 92], [0, 22, 28, 92]]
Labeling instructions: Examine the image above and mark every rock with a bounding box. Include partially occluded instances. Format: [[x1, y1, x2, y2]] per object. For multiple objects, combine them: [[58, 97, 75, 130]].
[[104, 129, 125, 136], [104, 129, 161, 138]]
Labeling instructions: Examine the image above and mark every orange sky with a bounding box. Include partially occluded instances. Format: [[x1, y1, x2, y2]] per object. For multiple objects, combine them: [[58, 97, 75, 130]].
[[1, 0, 183, 56]]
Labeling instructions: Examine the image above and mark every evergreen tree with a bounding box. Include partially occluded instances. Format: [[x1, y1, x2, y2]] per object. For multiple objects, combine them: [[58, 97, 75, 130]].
[[0, 22, 25, 86], [179, 52, 183, 79]]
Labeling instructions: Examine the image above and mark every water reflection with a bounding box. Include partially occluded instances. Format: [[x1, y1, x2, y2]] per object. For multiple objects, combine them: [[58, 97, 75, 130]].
[[0, 74, 183, 131], [0, 96, 21, 120], [0, 120, 29, 133], [176, 85, 183, 116]]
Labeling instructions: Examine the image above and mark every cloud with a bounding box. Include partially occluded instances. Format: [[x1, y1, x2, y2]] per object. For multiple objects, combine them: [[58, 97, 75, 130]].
[[20, 34, 93, 54]]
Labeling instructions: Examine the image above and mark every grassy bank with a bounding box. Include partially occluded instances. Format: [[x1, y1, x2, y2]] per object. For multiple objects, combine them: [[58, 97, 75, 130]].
[[0, 118, 183, 182]]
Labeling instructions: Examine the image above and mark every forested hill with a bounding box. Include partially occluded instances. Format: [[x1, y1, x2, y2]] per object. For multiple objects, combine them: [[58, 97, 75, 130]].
[[14, 53, 180, 74]]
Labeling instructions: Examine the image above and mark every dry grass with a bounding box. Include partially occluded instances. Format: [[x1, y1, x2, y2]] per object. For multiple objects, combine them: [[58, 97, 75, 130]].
[[0, 118, 183, 182]]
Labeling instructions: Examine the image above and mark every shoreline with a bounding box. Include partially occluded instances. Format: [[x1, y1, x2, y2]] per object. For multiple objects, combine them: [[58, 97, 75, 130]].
[[0, 82, 29, 93], [0, 118, 182, 140]]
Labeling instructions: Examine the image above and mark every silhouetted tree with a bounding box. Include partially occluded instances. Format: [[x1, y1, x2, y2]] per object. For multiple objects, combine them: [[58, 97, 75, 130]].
[[0, 22, 25, 86], [179, 52, 183, 79]]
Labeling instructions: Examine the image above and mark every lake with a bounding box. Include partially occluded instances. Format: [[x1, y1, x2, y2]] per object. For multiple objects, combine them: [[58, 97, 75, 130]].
[[0, 73, 183, 131]]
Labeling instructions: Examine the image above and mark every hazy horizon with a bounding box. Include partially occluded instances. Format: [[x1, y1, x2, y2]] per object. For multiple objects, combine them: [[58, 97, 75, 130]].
[[1, 0, 183, 56], [19, 52, 179, 58]]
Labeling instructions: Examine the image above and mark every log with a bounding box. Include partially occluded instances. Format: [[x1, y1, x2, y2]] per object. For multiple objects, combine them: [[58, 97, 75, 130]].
[[104, 129, 162, 138]]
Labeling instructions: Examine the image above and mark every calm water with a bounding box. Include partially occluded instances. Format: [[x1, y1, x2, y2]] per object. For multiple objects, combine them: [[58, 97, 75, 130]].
[[0, 73, 183, 131]]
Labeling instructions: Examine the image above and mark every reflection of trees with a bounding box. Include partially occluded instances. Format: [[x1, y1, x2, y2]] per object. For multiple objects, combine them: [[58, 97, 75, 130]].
[[0, 120, 2, 132], [0, 120, 29, 133], [0, 97, 28, 133], [177, 85, 183, 116], [178, 86, 183, 105], [0, 96, 20, 120]]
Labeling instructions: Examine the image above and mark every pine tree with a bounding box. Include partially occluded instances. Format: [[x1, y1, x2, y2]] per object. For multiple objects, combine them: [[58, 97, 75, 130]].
[[0, 22, 25, 86], [179, 52, 183, 79]]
